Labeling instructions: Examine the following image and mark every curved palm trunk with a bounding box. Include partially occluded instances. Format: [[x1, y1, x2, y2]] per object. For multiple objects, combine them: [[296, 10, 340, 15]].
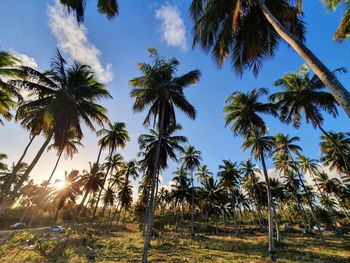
[[142, 103, 165, 263], [256, 0, 350, 118], [260, 154, 276, 262], [190, 170, 195, 237], [0, 135, 36, 199], [0, 132, 53, 215]]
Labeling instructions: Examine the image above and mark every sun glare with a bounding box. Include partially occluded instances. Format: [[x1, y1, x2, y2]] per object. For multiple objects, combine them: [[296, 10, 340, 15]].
[[54, 181, 67, 190]]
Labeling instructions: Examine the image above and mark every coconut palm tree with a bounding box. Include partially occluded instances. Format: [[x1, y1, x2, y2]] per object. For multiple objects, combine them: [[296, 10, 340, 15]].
[[52, 170, 81, 224], [92, 122, 129, 221], [323, 0, 350, 41], [59, 0, 119, 23], [270, 65, 350, 170], [74, 162, 104, 220], [190, 0, 350, 117], [218, 160, 241, 229], [273, 133, 324, 239], [196, 164, 212, 183], [0, 51, 23, 124], [130, 48, 199, 263], [180, 145, 202, 237], [242, 130, 276, 260], [0, 50, 110, 214], [320, 132, 350, 179], [171, 167, 192, 231]]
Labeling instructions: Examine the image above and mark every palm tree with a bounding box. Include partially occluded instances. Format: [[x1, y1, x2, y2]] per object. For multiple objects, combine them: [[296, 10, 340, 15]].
[[273, 133, 324, 239], [130, 48, 199, 263], [320, 132, 350, 179], [196, 164, 212, 183], [323, 0, 350, 41], [180, 145, 202, 237], [190, 0, 350, 117], [171, 167, 192, 231], [75, 162, 104, 220], [52, 170, 81, 224], [242, 130, 276, 261], [0, 154, 8, 173], [92, 121, 129, 221], [218, 160, 241, 229], [224, 87, 277, 261], [59, 0, 119, 23], [0, 51, 23, 124], [0, 50, 110, 214], [270, 65, 350, 170], [199, 176, 226, 233]]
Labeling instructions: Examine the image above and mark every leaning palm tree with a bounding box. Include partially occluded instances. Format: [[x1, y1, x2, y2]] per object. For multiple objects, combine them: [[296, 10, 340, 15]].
[[130, 48, 199, 263], [224, 87, 277, 261], [320, 132, 350, 179], [180, 145, 202, 237], [59, 0, 119, 23], [190, 0, 350, 117], [92, 122, 129, 221], [0, 51, 110, 214], [323, 0, 350, 41], [270, 65, 350, 170]]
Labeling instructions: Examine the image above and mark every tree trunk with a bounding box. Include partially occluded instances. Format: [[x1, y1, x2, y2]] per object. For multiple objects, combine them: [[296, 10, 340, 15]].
[[96, 145, 103, 165], [256, 0, 350, 118], [0, 134, 36, 199], [0, 132, 53, 215], [273, 204, 281, 242], [288, 150, 325, 241], [109, 200, 120, 228], [74, 189, 90, 222], [141, 102, 166, 263], [91, 163, 112, 224], [260, 153, 276, 262], [190, 170, 195, 237], [53, 206, 60, 225]]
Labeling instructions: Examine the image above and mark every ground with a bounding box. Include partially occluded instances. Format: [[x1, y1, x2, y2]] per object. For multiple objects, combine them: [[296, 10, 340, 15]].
[[0, 223, 349, 262]]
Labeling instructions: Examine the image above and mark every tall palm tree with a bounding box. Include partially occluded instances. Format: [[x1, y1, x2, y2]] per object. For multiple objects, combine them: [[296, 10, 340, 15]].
[[0, 51, 110, 214], [59, 0, 119, 23], [196, 164, 212, 183], [224, 87, 277, 261], [190, 0, 350, 117], [74, 162, 104, 220], [273, 133, 324, 239], [242, 130, 276, 261], [320, 132, 350, 179], [52, 170, 81, 224], [323, 0, 350, 41], [92, 121, 129, 221], [130, 48, 199, 263], [270, 65, 350, 170], [218, 160, 241, 229], [180, 145, 202, 237]]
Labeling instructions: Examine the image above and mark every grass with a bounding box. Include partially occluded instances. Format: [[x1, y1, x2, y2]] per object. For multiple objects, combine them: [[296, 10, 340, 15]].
[[0, 223, 349, 262]]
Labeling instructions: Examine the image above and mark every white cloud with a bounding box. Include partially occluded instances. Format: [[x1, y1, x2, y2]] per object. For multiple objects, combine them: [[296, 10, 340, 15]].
[[12, 52, 38, 69], [155, 4, 188, 51], [47, 1, 113, 83]]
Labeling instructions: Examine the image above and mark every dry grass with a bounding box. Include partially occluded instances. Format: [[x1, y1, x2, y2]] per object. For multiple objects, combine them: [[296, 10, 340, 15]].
[[0, 223, 349, 262]]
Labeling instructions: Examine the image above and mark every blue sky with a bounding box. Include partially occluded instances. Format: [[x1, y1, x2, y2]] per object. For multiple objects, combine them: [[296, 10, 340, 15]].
[[1, 0, 349, 191]]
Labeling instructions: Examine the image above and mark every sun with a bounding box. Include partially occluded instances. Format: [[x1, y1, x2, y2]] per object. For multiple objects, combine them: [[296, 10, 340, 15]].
[[54, 180, 67, 190]]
